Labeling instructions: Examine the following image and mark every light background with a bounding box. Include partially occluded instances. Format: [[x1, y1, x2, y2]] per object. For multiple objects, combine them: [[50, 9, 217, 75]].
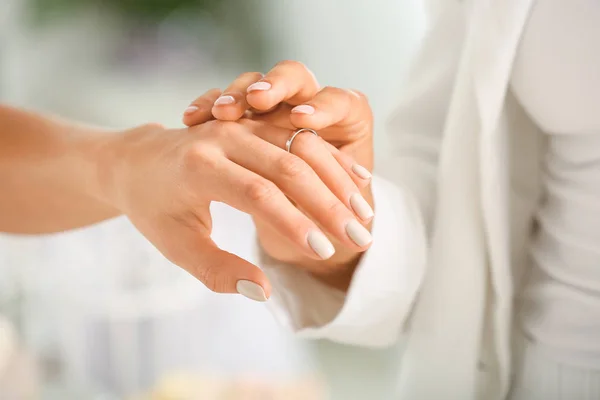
[[0, 1, 427, 398]]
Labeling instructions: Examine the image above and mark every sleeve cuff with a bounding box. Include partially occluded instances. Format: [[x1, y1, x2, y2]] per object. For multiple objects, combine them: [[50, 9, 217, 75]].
[[258, 175, 428, 348]]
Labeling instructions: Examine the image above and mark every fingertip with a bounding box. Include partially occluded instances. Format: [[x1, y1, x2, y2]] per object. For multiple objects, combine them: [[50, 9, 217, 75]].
[[184, 105, 199, 116], [214, 95, 236, 106], [246, 81, 272, 93], [236, 279, 271, 302], [351, 164, 373, 181], [236, 268, 272, 301], [200, 246, 272, 300], [345, 219, 373, 250], [182, 106, 213, 127], [211, 93, 248, 121], [246, 91, 275, 111], [291, 104, 315, 115], [262, 277, 272, 300], [246, 81, 288, 112]]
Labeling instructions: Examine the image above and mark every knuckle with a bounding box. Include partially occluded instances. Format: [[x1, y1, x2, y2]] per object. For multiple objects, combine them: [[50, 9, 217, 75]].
[[325, 200, 348, 217], [209, 120, 246, 139], [244, 179, 279, 205], [196, 264, 221, 293], [183, 141, 222, 174], [276, 154, 310, 179]]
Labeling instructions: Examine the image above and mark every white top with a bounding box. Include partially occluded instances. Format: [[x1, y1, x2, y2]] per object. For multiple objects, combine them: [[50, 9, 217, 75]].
[[258, 0, 600, 398], [510, 0, 600, 367]]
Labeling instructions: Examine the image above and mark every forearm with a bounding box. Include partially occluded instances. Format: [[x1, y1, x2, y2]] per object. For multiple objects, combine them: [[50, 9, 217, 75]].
[[0, 105, 121, 233]]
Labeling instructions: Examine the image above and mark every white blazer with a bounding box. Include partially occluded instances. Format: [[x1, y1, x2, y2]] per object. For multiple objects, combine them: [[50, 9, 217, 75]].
[[261, 1, 544, 399]]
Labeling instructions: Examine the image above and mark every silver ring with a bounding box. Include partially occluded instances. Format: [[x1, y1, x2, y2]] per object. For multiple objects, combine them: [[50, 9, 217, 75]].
[[286, 128, 318, 153]]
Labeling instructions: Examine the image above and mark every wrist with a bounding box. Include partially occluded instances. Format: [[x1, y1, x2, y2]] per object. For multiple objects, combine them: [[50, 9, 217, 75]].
[[92, 123, 166, 212], [78, 128, 123, 215]]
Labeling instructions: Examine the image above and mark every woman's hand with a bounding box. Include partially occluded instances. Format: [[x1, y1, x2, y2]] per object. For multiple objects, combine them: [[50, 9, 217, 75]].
[[101, 117, 372, 300], [183, 61, 374, 290]]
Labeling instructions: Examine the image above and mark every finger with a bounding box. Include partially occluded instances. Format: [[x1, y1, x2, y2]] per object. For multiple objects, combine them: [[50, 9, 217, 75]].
[[159, 220, 271, 301], [249, 103, 295, 129], [212, 72, 263, 121], [225, 124, 373, 251], [183, 138, 336, 261], [322, 140, 372, 189], [289, 87, 372, 133], [196, 240, 271, 301], [182, 88, 222, 126], [281, 131, 373, 222], [240, 113, 372, 188], [246, 60, 320, 111], [211, 159, 337, 261]]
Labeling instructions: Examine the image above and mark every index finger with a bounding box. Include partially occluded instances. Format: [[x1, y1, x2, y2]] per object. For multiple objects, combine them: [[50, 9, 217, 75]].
[[246, 60, 320, 111], [289, 87, 372, 131]]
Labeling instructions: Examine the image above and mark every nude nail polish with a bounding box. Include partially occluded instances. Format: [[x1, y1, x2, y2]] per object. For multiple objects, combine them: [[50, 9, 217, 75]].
[[307, 230, 336, 260], [236, 280, 268, 302], [184, 105, 199, 115], [214, 95, 235, 106], [350, 193, 374, 220], [351, 164, 372, 180], [247, 82, 272, 92], [345, 220, 372, 247], [291, 105, 315, 115]]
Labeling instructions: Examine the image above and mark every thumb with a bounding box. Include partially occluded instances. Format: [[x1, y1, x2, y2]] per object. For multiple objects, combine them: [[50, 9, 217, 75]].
[[190, 238, 272, 302]]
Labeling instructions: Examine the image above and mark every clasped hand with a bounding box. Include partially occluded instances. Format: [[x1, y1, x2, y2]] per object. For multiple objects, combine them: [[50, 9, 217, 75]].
[[108, 61, 374, 300]]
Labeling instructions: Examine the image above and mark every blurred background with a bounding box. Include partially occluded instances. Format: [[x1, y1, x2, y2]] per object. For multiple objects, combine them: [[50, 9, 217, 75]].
[[0, 0, 426, 398]]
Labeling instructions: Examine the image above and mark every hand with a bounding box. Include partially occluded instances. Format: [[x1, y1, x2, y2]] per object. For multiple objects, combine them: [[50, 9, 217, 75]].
[[101, 117, 372, 300], [183, 62, 374, 290]]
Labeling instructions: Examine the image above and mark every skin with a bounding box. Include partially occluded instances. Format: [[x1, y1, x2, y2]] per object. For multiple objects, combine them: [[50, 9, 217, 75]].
[[0, 74, 373, 298], [184, 61, 375, 291]]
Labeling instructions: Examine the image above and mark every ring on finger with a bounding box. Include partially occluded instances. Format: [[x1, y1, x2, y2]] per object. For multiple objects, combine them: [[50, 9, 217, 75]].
[[286, 128, 319, 153]]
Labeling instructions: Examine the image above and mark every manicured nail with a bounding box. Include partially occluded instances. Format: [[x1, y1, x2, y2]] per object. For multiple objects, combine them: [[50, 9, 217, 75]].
[[350, 193, 374, 220], [247, 81, 272, 92], [214, 95, 235, 106], [184, 105, 199, 115], [236, 280, 268, 302], [345, 220, 372, 247], [307, 230, 335, 260], [291, 105, 315, 115], [351, 164, 372, 180]]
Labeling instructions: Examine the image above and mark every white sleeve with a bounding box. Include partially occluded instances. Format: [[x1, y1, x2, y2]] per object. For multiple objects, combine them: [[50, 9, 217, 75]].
[[260, 175, 427, 347], [260, 0, 466, 348]]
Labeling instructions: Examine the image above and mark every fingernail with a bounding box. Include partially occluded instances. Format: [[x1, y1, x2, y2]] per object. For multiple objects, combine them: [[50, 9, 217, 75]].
[[291, 105, 315, 115], [247, 81, 272, 92], [351, 164, 372, 180], [307, 230, 336, 260], [236, 280, 268, 302], [184, 105, 199, 115], [350, 193, 374, 220], [345, 220, 372, 247], [214, 95, 235, 106]]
